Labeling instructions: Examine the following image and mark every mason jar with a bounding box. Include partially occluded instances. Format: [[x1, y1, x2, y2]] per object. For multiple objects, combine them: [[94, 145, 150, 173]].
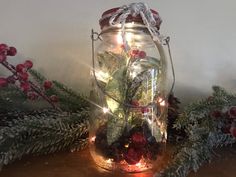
[[89, 5, 173, 172]]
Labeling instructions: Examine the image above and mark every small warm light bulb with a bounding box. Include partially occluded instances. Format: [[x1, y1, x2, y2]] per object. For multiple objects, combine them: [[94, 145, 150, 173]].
[[157, 97, 166, 106], [135, 162, 142, 167], [124, 144, 129, 148], [106, 159, 113, 164], [90, 136, 96, 142], [160, 100, 166, 106], [158, 97, 163, 103], [103, 107, 109, 113]]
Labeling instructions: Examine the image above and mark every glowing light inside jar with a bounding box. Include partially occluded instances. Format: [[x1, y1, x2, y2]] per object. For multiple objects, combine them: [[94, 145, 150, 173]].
[[102, 107, 109, 114], [90, 136, 96, 143], [116, 32, 134, 45], [157, 97, 166, 107], [160, 100, 166, 106], [135, 162, 142, 167], [95, 70, 111, 83], [106, 158, 113, 164], [124, 144, 129, 148]]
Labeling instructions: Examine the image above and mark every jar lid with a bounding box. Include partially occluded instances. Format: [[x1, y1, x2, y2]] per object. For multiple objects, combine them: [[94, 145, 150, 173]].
[[99, 7, 162, 30]]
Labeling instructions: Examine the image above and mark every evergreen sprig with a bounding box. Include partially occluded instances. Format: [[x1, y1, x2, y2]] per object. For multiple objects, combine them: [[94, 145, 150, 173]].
[[156, 86, 236, 177], [29, 69, 89, 112], [0, 109, 89, 170]]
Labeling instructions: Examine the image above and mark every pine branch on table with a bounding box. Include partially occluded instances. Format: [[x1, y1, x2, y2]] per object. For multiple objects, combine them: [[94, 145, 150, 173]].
[[0, 109, 89, 170]]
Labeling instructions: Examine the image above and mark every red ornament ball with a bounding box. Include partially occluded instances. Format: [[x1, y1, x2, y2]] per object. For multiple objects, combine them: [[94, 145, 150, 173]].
[[0, 78, 8, 87], [0, 54, 7, 62], [124, 148, 142, 165], [43, 80, 53, 90], [230, 126, 236, 137], [16, 64, 25, 73], [229, 106, 236, 119], [24, 60, 33, 69], [7, 47, 17, 56], [131, 132, 147, 147], [20, 82, 30, 92], [50, 95, 59, 102]]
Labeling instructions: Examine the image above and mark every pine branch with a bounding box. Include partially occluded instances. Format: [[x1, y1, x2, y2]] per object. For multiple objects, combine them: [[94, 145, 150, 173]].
[[52, 80, 90, 112], [0, 109, 89, 170], [29, 69, 46, 84], [29, 69, 90, 112], [156, 133, 235, 177], [156, 86, 236, 177], [0, 86, 28, 112]]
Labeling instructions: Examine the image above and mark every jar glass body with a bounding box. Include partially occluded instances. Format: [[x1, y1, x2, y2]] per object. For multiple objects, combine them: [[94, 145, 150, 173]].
[[90, 24, 168, 172]]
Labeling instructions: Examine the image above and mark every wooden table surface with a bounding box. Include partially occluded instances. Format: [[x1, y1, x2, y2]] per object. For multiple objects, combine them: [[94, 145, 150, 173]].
[[0, 146, 235, 177]]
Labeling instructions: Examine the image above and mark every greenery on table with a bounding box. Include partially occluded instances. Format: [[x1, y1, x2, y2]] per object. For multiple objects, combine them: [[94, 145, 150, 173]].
[[156, 86, 236, 177], [0, 69, 235, 177]]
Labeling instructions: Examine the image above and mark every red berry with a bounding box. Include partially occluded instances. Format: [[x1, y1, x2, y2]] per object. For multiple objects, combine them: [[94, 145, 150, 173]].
[[229, 106, 236, 119], [7, 76, 16, 84], [230, 126, 236, 137], [138, 51, 146, 58], [43, 80, 53, 90], [7, 47, 17, 56], [210, 110, 222, 119], [0, 44, 8, 53], [131, 50, 139, 55], [124, 148, 142, 165], [130, 49, 139, 58], [0, 78, 8, 87], [141, 107, 149, 114], [24, 60, 33, 69], [0, 54, 7, 62], [27, 92, 38, 100], [50, 95, 59, 102], [16, 64, 25, 73], [131, 132, 147, 147], [19, 72, 29, 81], [20, 82, 30, 92], [131, 100, 139, 107]]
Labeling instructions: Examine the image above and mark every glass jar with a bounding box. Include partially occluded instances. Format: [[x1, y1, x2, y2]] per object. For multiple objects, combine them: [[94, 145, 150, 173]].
[[89, 6, 173, 173]]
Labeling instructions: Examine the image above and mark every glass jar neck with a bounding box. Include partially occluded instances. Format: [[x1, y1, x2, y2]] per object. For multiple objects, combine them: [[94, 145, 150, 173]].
[[100, 24, 155, 47]]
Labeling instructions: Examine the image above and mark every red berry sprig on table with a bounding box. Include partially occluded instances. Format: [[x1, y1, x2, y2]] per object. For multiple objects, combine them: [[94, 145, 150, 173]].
[[0, 43, 59, 110]]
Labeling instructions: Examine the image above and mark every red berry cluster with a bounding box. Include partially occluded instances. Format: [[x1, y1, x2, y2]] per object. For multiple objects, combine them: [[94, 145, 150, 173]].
[[130, 49, 146, 59], [210, 106, 236, 137], [0, 43, 58, 109], [94, 123, 161, 165]]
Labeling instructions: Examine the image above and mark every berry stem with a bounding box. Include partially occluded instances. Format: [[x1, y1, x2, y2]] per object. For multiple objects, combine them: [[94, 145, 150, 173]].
[[1, 60, 61, 111]]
